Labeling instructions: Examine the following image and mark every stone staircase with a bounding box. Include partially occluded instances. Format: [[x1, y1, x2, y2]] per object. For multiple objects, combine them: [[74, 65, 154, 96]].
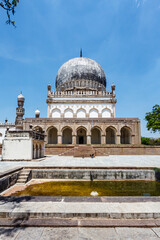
[[59, 147, 75, 156], [94, 148, 109, 157], [59, 145, 109, 158], [74, 145, 95, 158], [16, 169, 31, 184]]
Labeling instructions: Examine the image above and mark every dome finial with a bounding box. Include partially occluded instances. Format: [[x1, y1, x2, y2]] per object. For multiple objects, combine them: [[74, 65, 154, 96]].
[[80, 48, 82, 57]]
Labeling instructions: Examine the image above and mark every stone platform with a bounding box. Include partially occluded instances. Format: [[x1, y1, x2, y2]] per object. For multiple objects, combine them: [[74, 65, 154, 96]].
[[1, 155, 160, 173], [1, 197, 160, 220]]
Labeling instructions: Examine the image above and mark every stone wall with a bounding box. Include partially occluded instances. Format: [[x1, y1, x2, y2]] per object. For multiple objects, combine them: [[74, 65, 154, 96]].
[[45, 145, 160, 156], [32, 169, 156, 181], [0, 169, 21, 193]]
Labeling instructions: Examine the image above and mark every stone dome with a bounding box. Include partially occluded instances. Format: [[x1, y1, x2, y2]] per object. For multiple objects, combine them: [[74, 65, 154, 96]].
[[56, 57, 106, 89]]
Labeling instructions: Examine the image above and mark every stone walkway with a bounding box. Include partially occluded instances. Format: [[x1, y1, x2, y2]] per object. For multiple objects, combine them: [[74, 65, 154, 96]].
[[1, 198, 160, 219], [0, 155, 160, 173], [0, 227, 160, 239]]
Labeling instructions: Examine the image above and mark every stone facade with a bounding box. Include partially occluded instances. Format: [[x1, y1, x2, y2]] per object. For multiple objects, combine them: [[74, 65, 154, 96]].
[[23, 117, 141, 145]]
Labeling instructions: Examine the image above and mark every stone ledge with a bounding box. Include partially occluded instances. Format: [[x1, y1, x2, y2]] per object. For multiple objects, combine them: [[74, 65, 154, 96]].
[[1, 218, 160, 228]]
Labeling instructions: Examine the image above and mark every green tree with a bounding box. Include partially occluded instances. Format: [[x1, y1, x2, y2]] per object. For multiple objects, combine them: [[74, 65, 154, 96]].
[[145, 104, 160, 133], [0, 0, 19, 26]]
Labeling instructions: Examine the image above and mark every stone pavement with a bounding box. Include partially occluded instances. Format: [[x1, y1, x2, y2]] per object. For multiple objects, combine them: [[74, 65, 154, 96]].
[[0, 155, 160, 173], [1, 198, 160, 219], [0, 227, 160, 239]]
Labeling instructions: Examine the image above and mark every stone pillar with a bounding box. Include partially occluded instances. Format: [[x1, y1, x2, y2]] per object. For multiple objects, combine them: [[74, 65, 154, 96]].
[[116, 135, 121, 144], [58, 135, 62, 144], [101, 135, 106, 144], [72, 135, 76, 145], [34, 148, 36, 159], [87, 135, 91, 144], [98, 113, 102, 118]]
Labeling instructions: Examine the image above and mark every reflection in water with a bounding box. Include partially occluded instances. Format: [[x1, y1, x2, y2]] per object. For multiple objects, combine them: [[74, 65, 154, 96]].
[[90, 191, 99, 196]]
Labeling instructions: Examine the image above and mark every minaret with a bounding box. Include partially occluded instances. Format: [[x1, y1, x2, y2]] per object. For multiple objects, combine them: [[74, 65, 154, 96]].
[[15, 92, 25, 129]]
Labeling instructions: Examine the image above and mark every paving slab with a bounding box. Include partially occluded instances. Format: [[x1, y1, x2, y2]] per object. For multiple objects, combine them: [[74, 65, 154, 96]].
[[115, 227, 160, 240], [0, 227, 160, 240], [0, 227, 20, 240], [152, 228, 160, 238], [14, 227, 44, 240], [78, 227, 119, 240], [41, 227, 79, 240], [1, 155, 160, 173]]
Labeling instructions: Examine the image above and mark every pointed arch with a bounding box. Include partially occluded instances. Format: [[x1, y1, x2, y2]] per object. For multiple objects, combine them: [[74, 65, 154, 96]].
[[102, 108, 111, 118], [51, 108, 61, 118], [76, 126, 87, 144], [120, 126, 132, 144], [62, 126, 72, 144], [89, 108, 99, 118], [106, 126, 116, 144], [76, 108, 86, 118], [47, 126, 58, 144], [64, 108, 73, 118], [91, 127, 101, 144], [33, 126, 43, 133]]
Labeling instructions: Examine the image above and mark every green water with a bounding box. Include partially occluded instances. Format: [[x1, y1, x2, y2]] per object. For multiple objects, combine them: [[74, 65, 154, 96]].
[[11, 180, 160, 197]]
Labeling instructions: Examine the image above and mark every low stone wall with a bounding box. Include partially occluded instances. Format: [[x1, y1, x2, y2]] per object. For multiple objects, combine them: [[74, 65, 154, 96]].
[[45, 146, 74, 155], [94, 146, 160, 155], [32, 169, 156, 181], [0, 169, 21, 193], [45, 145, 160, 156]]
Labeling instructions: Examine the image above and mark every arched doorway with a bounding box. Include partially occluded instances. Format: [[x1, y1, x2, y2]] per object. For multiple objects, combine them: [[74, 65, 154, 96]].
[[91, 127, 101, 144], [62, 127, 72, 144], [48, 127, 58, 144], [76, 127, 87, 144], [106, 127, 116, 144], [120, 127, 131, 144]]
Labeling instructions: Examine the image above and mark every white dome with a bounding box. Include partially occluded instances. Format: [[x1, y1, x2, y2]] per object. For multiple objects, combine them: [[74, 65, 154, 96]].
[[35, 109, 40, 115], [18, 93, 25, 100]]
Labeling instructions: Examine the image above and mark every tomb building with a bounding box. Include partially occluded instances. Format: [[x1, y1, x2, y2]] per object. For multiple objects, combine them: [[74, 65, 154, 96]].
[[21, 55, 141, 145]]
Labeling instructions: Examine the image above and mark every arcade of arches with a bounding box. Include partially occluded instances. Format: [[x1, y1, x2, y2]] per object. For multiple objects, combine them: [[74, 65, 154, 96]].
[[43, 125, 133, 145]]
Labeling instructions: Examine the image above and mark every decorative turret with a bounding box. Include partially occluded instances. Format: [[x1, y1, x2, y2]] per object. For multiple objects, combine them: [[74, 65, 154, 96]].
[[15, 92, 25, 129], [47, 83, 51, 95], [35, 109, 40, 118], [111, 83, 115, 95]]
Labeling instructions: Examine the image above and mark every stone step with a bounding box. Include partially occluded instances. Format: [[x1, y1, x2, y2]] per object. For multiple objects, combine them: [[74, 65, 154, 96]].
[[0, 218, 160, 228], [1, 201, 160, 219], [74, 146, 95, 158], [16, 169, 31, 184]]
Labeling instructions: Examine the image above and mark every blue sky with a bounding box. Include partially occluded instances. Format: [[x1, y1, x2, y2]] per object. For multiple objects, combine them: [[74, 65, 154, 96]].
[[0, 0, 160, 137]]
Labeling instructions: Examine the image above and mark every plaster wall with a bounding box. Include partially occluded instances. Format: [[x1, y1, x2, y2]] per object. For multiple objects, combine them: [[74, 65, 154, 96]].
[[0, 127, 6, 144], [2, 135, 33, 160], [0, 124, 15, 144]]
